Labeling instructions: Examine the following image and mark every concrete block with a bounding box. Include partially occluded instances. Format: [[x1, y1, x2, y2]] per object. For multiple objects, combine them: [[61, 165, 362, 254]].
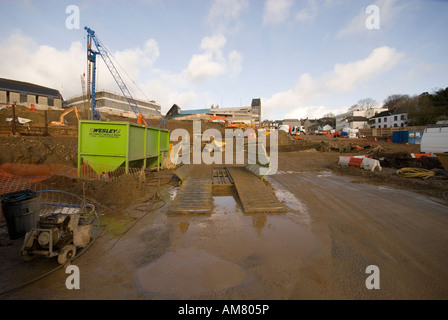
[[37, 96, 48, 106], [9, 92, 20, 104], [27, 94, 36, 105], [54, 98, 62, 108], [0, 91, 6, 103]]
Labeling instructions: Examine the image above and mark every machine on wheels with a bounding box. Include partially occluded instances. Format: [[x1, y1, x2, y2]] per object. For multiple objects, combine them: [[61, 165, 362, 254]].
[[21, 209, 92, 265]]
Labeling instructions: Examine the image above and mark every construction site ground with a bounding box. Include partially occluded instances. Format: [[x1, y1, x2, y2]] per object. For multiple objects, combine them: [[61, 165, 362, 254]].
[[1, 113, 448, 300]]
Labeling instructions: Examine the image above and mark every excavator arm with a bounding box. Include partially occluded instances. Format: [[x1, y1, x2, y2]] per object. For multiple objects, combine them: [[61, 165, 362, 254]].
[[51, 106, 80, 126]]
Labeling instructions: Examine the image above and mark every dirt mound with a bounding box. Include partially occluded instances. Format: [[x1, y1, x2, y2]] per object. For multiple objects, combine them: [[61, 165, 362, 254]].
[[0, 105, 79, 126], [37, 173, 149, 209], [0, 136, 78, 166], [277, 130, 295, 146]]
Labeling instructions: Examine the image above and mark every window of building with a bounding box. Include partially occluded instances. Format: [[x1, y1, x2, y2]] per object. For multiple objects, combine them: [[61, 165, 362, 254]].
[[394, 116, 398, 121], [401, 114, 406, 120], [384, 125, 387, 128], [378, 118, 381, 123], [394, 123, 398, 127], [384, 117, 387, 122]]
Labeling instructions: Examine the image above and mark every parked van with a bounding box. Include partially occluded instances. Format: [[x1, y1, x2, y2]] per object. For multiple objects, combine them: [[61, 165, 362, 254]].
[[420, 123, 448, 154]]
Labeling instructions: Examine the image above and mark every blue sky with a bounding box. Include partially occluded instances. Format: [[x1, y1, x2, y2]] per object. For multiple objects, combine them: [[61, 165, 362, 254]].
[[0, 0, 447, 120]]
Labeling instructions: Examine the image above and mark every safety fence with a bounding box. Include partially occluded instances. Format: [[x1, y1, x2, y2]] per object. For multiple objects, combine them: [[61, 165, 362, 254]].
[[0, 162, 145, 196], [359, 126, 426, 138], [0, 124, 78, 137], [0, 104, 79, 137]]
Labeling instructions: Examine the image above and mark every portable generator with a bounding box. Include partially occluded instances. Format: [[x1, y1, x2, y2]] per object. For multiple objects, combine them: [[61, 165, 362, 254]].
[[21, 209, 92, 265]]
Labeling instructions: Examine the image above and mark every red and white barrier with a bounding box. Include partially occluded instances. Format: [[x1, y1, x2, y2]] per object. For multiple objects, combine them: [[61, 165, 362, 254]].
[[338, 156, 382, 172], [411, 153, 433, 159]]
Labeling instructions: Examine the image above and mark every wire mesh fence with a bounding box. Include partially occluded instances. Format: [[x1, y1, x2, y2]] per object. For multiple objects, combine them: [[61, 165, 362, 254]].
[[0, 162, 145, 196]]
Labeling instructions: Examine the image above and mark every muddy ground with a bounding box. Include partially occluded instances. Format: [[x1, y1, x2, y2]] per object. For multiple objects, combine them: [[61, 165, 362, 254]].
[[0, 126, 448, 300]]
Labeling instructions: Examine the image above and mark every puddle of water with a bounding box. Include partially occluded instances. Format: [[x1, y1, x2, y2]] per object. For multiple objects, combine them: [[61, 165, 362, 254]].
[[276, 170, 307, 175], [169, 187, 178, 201], [265, 177, 311, 225], [317, 170, 333, 178], [154, 181, 322, 298], [135, 247, 246, 297], [213, 195, 240, 214]]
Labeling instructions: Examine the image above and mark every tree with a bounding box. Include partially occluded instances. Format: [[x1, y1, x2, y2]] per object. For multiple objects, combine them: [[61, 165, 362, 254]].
[[430, 87, 448, 120], [383, 94, 410, 111], [348, 98, 378, 112], [348, 104, 360, 112], [357, 98, 378, 110], [403, 93, 437, 126]]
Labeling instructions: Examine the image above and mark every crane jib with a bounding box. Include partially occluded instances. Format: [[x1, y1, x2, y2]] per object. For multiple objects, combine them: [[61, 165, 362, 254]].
[[84, 26, 153, 127]]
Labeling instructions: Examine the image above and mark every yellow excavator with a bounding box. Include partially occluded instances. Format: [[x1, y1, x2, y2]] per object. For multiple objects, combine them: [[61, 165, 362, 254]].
[[51, 106, 80, 126]]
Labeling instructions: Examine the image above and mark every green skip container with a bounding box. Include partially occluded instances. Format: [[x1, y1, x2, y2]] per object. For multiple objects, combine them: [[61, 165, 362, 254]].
[[1, 189, 40, 240], [77, 120, 170, 176]]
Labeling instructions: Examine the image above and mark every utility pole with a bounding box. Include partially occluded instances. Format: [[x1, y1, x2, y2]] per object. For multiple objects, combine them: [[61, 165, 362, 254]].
[[11, 102, 17, 135]]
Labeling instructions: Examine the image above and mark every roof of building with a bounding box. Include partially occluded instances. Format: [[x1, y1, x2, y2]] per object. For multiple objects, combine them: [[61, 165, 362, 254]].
[[0, 78, 62, 99], [347, 116, 368, 122], [370, 108, 408, 119]]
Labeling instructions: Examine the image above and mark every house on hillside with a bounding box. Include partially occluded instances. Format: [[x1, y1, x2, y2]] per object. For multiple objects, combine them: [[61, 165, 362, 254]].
[[282, 119, 302, 127], [346, 116, 369, 129], [335, 108, 387, 131], [303, 118, 318, 132], [369, 109, 408, 128]]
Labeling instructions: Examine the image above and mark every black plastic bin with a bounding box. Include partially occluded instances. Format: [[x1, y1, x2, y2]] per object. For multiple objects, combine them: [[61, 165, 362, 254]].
[[1, 189, 40, 240]]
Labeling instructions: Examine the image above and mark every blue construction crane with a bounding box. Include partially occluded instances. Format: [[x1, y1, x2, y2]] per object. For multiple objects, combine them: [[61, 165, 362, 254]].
[[85, 26, 156, 126]]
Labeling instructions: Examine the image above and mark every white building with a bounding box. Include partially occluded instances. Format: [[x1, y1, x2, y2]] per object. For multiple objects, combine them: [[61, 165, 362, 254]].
[[335, 108, 387, 131], [66, 89, 162, 118], [369, 110, 408, 128], [209, 98, 262, 124]]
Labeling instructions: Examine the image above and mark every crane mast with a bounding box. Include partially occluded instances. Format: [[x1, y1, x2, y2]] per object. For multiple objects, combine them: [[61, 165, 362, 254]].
[[85, 26, 152, 126]]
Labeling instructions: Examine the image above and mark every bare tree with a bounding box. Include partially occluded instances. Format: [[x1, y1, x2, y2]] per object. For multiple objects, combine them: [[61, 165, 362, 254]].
[[357, 98, 378, 110], [348, 104, 360, 112], [383, 94, 410, 111], [347, 98, 378, 112]]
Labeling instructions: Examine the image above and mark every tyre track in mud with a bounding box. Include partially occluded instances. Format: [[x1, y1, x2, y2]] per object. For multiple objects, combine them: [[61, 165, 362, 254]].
[[269, 166, 448, 299]]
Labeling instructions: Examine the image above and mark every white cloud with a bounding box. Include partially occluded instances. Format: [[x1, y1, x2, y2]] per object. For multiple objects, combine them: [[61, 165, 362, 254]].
[[295, 0, 319, 24], [283, 105, 343, 120], [228, 50, 243, 77], [185, 34, 243, 81], [0, 30, 84, 99], [263, 0, 295, 25], [337, 0, 408, 38], [262, 46, 404, 119], [0, 30, 202, 114], [141, 79, 197, 112], [186, 53, 227, 81], [184, 0, 246, 82], [263, 0, 345, 27], [207, 0, 249, 34], [98, 39, 160, 90], [200, 34, 227, 56], [324, 46, 404, 92]]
